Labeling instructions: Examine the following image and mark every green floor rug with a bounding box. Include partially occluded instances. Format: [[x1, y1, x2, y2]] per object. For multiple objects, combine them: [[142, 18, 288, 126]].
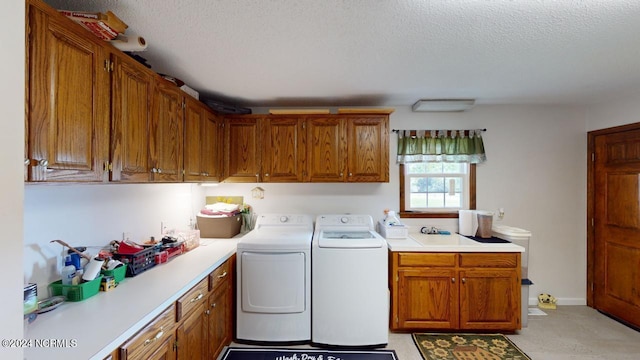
[[413, 333, 531, 360]]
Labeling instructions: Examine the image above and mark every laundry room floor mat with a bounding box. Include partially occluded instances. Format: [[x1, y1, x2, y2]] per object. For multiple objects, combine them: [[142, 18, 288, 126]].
[[220, 347, 399, 360], [413, 333, 531, 360]]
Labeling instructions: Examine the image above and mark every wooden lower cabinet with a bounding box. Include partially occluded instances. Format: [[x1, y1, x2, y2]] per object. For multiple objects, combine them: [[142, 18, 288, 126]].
[[175, 302, 207, 359], [390, 251, 521, 331], [118, 256, 235, 360], [120, 305, 176, 360]]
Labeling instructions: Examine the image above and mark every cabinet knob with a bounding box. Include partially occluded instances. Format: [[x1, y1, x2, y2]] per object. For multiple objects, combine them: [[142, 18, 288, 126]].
[[462, 278, 466, 284], [24, 159, 30, 166], [38, 159, 48, 167], [151, 167, 158, 173], [339, 172, 343, 177], [211, 302, 217, 308], [451, 278, 456, 283], [157, 168, 163, 174], [265, 173, 269, 177], [349, 172, 353, 177], [205, 310, 210, 315]]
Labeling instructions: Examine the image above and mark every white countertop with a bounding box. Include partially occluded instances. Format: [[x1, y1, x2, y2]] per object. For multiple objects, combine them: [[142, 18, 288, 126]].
[[24, 238, 239, 360], [386, 233, 525, 252]]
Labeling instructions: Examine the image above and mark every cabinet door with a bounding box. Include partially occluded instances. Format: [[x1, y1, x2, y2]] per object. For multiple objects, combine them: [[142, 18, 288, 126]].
[[150, 80, 184, 182], [459, 269, 520, 330], [110, 52, 153, 182], [262, 116, 305, 182], [201, 111, 224, 182], [346, 116, 389, 182], [306, 117, 346, 182], [207, 281, 232, 360], [224, 116, 261, 182], [396, 268, 458, 330], [27, 4, 109, 182], [185, 102, 223, 183], [145, 334, 175, 360], [183, 97, 205, 182], [175, 302, 207, 360]]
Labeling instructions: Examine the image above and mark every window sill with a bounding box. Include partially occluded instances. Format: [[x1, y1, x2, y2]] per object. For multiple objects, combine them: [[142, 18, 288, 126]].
[[400, 211, 460, 219]]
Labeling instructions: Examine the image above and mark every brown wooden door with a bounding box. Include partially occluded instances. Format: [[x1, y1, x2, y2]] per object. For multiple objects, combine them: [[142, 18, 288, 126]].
[[27, 4, 109, 182], [397, 268, 458, 329], [459, 269, 520, 330], [262, 116, 306, 182], [175, 303, 207, 359], [306, 117, 346, 182], [224, 116, 261, 182], [593, 129, 640, 327], [346, 116, 389, 182], [150, 80, 184, 182], [110, 52, 153, 182]]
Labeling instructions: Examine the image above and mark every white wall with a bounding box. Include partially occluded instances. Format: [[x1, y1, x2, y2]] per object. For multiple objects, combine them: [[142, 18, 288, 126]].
[[23, 183, 206, 295], [210, 105, 589, 305], [1, 0, 25, 357], [586, 90, 640, 131]]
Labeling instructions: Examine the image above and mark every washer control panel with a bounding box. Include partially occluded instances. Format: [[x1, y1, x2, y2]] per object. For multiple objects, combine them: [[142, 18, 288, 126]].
[[254, 214, 313, 228], [316, 214, 375, 230]]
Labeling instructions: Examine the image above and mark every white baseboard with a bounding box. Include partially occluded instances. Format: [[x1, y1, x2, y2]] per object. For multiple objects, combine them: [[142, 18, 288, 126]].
[[528, 297, 586, 306]]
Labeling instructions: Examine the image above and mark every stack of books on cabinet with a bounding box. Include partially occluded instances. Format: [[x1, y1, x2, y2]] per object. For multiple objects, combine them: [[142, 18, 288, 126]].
[[58, 9, 128, 40]]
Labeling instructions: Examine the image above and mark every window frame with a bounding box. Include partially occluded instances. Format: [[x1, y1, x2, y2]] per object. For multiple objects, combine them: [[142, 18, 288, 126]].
[[399, 163, 476, 218]]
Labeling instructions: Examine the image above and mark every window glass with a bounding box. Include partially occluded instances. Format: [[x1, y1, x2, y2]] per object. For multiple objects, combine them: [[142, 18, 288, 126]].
[[404, 162, 469, 212]]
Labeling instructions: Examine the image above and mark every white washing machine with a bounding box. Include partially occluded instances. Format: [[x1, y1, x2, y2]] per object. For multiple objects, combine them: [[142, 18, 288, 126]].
[[312, 214, 389, 347], [236, 214, 313, 343]]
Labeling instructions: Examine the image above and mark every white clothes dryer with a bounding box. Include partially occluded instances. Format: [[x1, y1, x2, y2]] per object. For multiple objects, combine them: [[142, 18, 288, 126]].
[[236, 214, 313, 343], [312, 214, 389, 348]]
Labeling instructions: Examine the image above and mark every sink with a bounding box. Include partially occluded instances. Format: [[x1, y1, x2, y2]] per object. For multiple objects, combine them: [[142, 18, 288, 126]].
[[463, 235, 511, 244], [409, 234, 481, 247]]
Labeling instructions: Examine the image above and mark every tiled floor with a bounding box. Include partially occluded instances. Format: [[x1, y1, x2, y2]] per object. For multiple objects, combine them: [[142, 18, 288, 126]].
[[227, 306, 640, 359], [389, 306, 640, 359]]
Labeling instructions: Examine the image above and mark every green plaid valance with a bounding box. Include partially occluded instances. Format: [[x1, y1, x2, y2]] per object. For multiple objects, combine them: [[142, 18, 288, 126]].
[[396, 129, 487, 164]]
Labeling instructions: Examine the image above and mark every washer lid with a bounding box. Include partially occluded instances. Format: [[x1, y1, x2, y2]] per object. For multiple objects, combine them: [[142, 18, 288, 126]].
[[316, 230, 385, 248]]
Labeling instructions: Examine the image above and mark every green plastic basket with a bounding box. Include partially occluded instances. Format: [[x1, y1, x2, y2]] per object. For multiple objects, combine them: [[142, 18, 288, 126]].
[[101, 264, 127, 284], [49, 275, 102, 302]]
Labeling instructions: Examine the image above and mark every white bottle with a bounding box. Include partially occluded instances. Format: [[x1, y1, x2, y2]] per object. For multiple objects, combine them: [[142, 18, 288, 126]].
[[61, 256, 77, 285], [384, 210, 401, 226]]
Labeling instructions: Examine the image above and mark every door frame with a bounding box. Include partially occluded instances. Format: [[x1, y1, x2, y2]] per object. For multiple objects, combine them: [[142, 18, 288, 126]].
[[587, 121, 640, 307]]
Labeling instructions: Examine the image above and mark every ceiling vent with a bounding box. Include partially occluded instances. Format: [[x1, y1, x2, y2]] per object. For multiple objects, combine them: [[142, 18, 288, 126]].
[[412, 99, 476, 112]]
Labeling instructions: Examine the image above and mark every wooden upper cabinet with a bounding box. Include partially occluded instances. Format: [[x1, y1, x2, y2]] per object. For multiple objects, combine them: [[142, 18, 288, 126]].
[[346, 116, 389, 182], [184, 98, 223, 182], [26, 2, 110, 182], [306, 117, 346, 182], [150, 80, 184, 182], [224, 116, 261, 182], [262, 116, 306, 182], [110, 51, 153, 182]]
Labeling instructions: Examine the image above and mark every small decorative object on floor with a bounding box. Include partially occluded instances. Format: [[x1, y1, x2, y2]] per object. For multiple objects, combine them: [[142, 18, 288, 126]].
[[413, 333, 531, 360], [220, 348, 398, 360], [538, 293, 557, 309]]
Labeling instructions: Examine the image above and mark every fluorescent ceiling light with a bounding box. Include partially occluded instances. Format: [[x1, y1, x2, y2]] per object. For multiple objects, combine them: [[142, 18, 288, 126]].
[[412, 99, 476, 112]]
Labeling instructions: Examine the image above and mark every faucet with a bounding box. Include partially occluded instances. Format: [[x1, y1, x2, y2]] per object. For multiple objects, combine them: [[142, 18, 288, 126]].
[[420, 226, 439, 234]]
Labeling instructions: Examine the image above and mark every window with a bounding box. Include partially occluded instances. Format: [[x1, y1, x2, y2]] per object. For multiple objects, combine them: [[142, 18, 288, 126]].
[[400, 163, 476, 218]]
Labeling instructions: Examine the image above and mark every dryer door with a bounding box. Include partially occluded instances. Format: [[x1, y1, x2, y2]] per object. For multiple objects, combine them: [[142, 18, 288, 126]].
[[241, 251, 306, 313]]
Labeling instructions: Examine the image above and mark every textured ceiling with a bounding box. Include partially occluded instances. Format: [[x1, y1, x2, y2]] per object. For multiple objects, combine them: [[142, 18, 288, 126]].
[[45, 0, 640, 107]]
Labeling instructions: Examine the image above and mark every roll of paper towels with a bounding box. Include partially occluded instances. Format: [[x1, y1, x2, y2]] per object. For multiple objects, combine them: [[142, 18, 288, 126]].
[[111, 35, 147, 52], [458, 210, 478, 236]]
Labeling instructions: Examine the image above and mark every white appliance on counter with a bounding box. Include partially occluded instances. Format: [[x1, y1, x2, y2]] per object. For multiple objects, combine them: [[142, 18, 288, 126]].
[[236, 214, 313, 343], [312, 214, 388, 347]]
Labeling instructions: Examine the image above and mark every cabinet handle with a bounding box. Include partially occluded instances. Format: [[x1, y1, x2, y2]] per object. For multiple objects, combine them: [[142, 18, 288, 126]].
[[144, 326, 164, 346], [38, 159, 49, 167], [339, 172, 343, 177], [211, 302, 217, 308], [157, 168, 163, 174], [190, 292, 204, 303], [24, 159, 30, 166], [451, 278, 456, 283], [217, 271, 227, 279], [265, 173, 269, 177], [151, 167, 158, 173], [349, 172, 353, 177], [205, 310, 210, 315], [462, 278, 466, 284]]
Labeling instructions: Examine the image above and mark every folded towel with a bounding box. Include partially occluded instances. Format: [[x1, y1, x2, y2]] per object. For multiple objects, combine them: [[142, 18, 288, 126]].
[[204, 202, 240, 212]]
